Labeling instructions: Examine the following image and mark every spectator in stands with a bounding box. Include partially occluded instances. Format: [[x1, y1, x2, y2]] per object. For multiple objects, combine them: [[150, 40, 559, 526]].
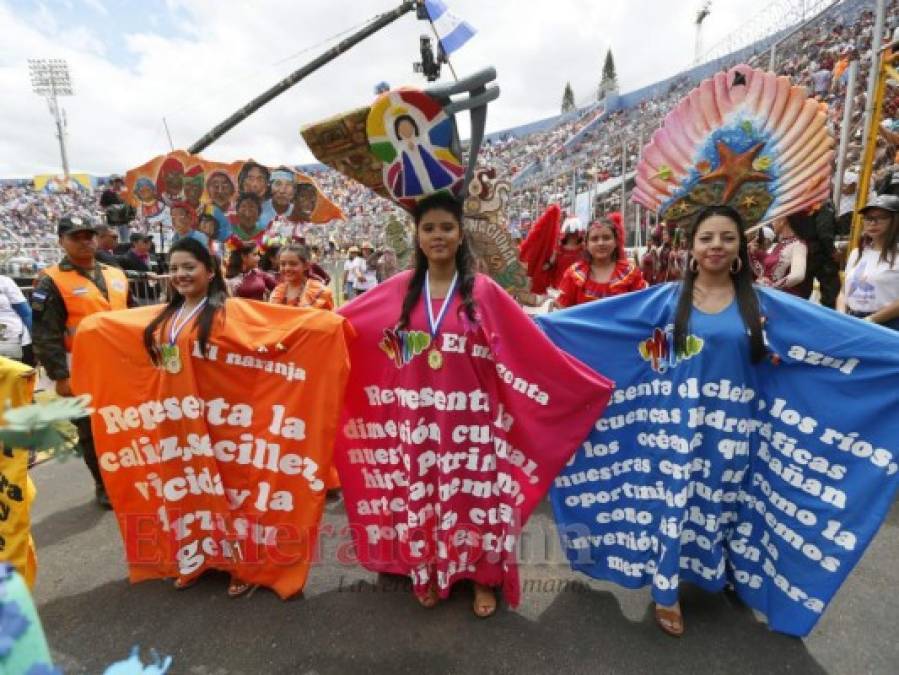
[[342, 246, 360, 301], [350, 242, 379, 296], [99, 174, 125, 209], [118, 233, 159, 306], [839, 194, 899, 329], [94, 225, 121, 266], [837, 170, 861, 236]]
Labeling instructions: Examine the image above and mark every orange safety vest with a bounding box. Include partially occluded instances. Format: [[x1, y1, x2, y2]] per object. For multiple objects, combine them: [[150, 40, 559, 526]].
[[44, 263, 129, 352]]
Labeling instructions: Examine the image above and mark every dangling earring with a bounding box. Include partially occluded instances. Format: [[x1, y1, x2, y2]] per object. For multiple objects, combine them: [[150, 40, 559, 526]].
[[730, 257, 742, 274], [689, 256, 698, 273]]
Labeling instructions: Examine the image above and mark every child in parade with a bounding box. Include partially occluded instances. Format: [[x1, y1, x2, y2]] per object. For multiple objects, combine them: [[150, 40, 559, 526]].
[[269, 244, 334, 310], [838, 194, 899, 329], [556, 213, 646, 308]]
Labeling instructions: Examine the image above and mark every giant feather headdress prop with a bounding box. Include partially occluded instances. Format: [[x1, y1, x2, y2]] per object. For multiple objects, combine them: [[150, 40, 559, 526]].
[[632, 64, 834, 227]]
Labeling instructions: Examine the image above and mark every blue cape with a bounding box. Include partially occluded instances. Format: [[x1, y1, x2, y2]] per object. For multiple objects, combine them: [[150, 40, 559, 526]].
[[538, 284, 899, 636]]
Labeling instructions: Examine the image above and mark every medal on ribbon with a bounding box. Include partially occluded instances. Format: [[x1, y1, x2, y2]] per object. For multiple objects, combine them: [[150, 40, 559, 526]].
[[160, 344, 182, 374], [160, 298, 207, 375], [424, 271, 458, 371]]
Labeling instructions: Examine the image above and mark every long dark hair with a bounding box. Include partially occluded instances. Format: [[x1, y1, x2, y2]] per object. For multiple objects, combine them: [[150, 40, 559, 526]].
[[674, 205, 765, 363], [396, 193, 477, 330], [226, 242, 257, 279], [143, 238, 227, 364]]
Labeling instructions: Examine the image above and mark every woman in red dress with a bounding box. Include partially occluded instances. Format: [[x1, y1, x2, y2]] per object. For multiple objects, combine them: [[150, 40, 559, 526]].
[[556, 213, 647, 308], [225, 242, 277, 301]]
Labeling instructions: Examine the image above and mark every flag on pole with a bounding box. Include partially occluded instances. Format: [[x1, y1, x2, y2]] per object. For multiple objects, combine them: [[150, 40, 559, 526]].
[[425, 0, 477, 55]]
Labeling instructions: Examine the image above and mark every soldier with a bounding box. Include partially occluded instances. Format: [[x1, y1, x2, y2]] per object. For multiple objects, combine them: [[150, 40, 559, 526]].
[[31, 216, 129, 508]]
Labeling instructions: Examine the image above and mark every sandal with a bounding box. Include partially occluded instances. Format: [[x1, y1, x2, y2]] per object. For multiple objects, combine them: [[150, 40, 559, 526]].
[[654, 603, 684, 637], [472, 583, 497, 619], [415, 581, 440, 609], [227, 577, 258, 598], [173, 576, 199, 590]]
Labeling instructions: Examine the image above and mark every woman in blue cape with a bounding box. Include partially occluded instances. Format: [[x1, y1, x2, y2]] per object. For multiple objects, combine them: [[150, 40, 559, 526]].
[[539, 205, 899, 638]]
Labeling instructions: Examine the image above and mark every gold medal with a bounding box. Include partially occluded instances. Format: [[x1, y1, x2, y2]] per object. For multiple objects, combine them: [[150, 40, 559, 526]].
[[428, 348, 444, 370], [160, 344, 182, 374]]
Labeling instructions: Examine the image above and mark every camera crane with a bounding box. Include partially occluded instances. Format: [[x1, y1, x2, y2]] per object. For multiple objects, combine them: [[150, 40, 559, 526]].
[[188, 0, 445, 154]]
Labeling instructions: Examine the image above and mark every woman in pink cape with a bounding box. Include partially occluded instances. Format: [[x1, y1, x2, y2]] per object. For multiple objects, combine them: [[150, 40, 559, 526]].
[[335, 193, 613, 617]]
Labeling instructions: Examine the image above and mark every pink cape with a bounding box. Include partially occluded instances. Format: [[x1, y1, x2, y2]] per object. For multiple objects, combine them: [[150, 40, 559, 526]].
[[336, 271, 613, 605]]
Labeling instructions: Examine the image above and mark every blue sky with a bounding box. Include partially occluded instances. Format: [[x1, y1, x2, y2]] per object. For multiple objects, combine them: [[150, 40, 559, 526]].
[[2, 0, 764, 176]]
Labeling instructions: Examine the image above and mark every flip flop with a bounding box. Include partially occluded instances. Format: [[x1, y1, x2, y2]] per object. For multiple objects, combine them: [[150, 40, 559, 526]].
[[227, 578, 258, 598], [473, 583, 497, 619], [654, 603, 684, 637]]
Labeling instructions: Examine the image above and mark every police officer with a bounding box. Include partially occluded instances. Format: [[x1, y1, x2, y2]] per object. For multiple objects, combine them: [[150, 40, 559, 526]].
[[31, 216, 129, 508]]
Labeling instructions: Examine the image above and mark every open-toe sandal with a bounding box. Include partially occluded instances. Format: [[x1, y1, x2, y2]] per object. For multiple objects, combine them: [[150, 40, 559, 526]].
[[654, 603, 684, 637], [173, 576, 199, 590], [227, 579, 258, 598]]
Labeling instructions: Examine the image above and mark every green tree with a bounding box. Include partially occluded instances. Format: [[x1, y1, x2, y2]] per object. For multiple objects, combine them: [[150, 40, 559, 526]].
[[598, 48, 618, 100], [561, 82, 576, 113]]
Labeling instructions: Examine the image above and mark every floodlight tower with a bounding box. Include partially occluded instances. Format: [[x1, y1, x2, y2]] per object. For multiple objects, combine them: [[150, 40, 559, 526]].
[[694, 1, 712, 65], [29, 58, 73, 180]]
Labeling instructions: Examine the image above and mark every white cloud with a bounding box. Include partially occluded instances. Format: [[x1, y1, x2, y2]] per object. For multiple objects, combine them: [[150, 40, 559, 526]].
[[1, 0, 762, 177], [82, 0, 108, 16]]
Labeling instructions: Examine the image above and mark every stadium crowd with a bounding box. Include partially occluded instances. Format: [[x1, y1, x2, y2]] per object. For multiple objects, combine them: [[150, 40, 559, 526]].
[[3, 0, 899, 267]]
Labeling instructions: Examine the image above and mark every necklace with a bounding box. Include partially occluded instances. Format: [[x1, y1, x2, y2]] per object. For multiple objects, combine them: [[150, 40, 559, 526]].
[[159, 298, 207, 374], [423, 271, 458, 370]]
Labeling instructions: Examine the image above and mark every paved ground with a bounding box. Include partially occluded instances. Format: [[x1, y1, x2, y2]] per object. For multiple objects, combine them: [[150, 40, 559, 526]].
[[31, 458, 899, 674]]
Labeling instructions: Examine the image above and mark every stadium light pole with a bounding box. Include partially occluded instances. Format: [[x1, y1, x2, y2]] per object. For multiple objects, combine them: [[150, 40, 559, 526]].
[[29, 58, 73, 180], [861, 0, 886, 152], [694, 2, 712, 65]]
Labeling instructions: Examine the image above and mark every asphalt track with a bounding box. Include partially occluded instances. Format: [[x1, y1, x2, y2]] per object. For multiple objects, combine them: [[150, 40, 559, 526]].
[[31, 458, 899, 674]]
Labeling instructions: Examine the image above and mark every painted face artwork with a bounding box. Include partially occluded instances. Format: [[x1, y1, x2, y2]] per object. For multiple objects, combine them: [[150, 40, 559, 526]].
[[207, 173, 235, 210]]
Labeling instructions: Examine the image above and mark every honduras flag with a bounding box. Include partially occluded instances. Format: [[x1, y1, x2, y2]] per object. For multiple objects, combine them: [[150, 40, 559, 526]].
[[425, 0, 477, 55]]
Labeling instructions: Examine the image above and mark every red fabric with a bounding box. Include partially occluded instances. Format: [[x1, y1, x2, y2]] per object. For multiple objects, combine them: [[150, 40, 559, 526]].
[[334, 272, 613, 606], [556, 259, 647, 308], [551, 247, 584, 288], [518, 204, 561, 294], [232, 269, 278, 301]]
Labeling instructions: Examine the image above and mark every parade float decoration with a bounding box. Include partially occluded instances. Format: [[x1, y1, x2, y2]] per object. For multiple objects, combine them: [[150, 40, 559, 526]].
[[123, 151, 345, 236], [302, 68, 529, 295], [632, 64, 834, 228]]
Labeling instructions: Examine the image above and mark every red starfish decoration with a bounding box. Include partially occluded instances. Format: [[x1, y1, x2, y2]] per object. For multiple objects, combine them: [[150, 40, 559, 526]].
[[698, 141, 771, 204]]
